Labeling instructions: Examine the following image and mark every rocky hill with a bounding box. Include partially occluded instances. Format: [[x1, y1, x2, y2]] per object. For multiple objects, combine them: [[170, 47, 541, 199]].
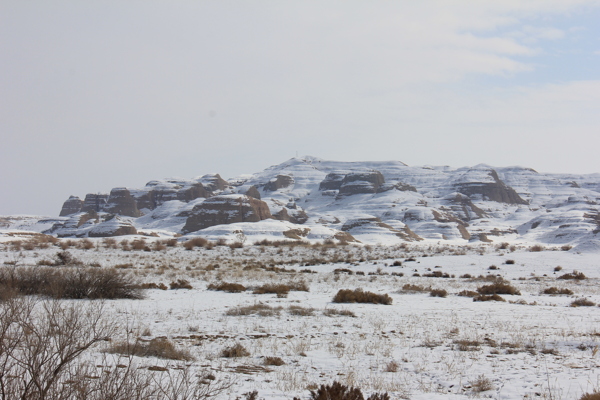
[[14, 156, 600, 249]]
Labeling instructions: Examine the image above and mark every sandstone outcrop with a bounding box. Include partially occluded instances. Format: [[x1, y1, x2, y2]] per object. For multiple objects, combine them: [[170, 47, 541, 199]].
[[81, 194, 109, 214], [59, 196, 83, 216], [88, 217, 137, 237], [182, 195, 272, 233], [264, 175, 294, 191], [338, 171, 385, 196], [104, 188, 141, 218], [455, 169, 528, 205]]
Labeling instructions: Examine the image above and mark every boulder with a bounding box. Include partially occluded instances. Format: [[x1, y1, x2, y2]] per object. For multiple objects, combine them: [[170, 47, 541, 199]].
[[199, 174, 229, 192], [104, 188, 141, 217], [182, 195, 272, 233], [59, 196, 84, 216]]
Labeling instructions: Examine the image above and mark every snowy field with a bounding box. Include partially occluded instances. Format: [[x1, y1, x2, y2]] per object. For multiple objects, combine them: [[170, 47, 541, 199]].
[[1, 234, 600, 400]]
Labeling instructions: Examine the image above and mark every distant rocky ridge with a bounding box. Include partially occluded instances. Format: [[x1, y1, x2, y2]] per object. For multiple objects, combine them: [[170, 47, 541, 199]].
[[17, 156, 600, 247]]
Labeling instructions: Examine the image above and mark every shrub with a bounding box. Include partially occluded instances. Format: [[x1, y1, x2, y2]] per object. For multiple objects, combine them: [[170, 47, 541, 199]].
[[558, 271, 587, 280], [0, 266, 143, 299], [505, 259, 515, 265], [554, 266, 563, 272], [529, 244, 545, 252], [170, 279, 193, 289], [307, 381, 389, 400], [471, 375, 494, 392], [107, 337, 194, 361], [457, 290, 479, 297], [183, 237, 208, 250], [401, 284, 429, 293], [473, 294, 506, 302], [332, 289, 392, 305], [253, 283, 290, 297], [264, 356, 285, 366], [570, 298, 596, 307], [288, 305, 315, 316], [221, 343, 250, 358], [207, 282, 246, 293], [430, 289, 448, 298], [226, 304, 282, 317], [477, 280, 520, 295], [323, 308, 357, 318], [543, 287, 573, 295]]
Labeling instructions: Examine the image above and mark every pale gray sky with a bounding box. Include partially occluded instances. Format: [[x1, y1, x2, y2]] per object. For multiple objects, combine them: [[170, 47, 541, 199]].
[[1, 1, 600, 216]]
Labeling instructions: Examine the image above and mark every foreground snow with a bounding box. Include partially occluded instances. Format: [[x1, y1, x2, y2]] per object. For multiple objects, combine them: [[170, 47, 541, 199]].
[[1, 239, 599, 400]]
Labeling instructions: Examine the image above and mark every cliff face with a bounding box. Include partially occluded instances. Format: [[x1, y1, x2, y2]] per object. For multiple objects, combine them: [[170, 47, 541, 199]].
[[50, 156, 600, 246]]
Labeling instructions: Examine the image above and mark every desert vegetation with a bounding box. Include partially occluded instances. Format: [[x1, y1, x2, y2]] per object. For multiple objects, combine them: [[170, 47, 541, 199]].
[[0, 236, 599, 399]]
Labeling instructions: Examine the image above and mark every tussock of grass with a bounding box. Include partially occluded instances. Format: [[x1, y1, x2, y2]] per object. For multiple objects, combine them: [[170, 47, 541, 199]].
[[221, 343, 250, 358], [477, 280, 520, 295], [333, 288, 392, 305], [543, 287, 574, 295], [226, 304, 282, 317], [107, 337, 194, 361], [207, 282, 246, 293], [558, 271, 587, 280]]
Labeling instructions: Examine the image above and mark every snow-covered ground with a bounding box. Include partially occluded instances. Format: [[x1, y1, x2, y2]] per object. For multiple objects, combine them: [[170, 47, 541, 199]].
[[1, 236, 600, 400]]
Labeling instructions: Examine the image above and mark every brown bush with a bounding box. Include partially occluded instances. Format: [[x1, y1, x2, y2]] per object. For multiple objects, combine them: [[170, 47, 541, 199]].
[[401, 284, 429, 293], [543, 287, 574, 295], [170, 279, 193, 290], [221, 343, 250, 358], [429, 289, 448, 298], [264, 356, 285, 366], [323, 308, 357, 318], [288, 305, 315, 316], [226, 304, 282, 317], [457, 290, 479, 297], [333, 288, 392, 305], [528, 244, 545, 252], [138, 282, 168, 290], [307, 381, 389, 400], [570, 298, 596, 307], [108, 337, 194, 361], [131, 239, 147, 250], [0, 266, 143, 299], [207, 282, 246, 293], [473, 294, 506, 302], [253, 283, 290, 297], [183, 237, 209, 250], [477, 280, 520, 295], [558, 271, 587, 280]]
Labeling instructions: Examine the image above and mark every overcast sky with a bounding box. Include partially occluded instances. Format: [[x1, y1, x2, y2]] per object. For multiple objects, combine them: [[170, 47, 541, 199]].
[[1, 1, 600, 216]]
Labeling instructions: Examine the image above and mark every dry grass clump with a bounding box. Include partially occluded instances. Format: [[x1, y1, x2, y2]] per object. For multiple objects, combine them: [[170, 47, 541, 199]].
[[332, 288, 392, 305], [287, 305, 315, 316], [0, 266, 143, 299], [453, 339, 481, 351], [570, 298, 596, 307], [429, 289, 448, 298], [307, 381, 389, 400], [226, 304, 282, 317], [384, 361, 399, 372], [471, 375, 494, 392], [477, 280, 521, 295], [528, 244, 545, 252], [264, 356, 285, 366], [558, 271, 587, 280], [323, 308, 357, 318], [457, 290, 479, 297], [221, 343, 250, 358], [138, 282, 168, 290], [400, 284, 430, 293], [473, 294, 506, 302], [543, 287, 574, 295], [169, 279, 193, 289], [207, 282, 247, 293], [107, 337, 194, 361], [423, 270, 451, 278], [253, 283, 291, 297], [183, 237, 213, 250]]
